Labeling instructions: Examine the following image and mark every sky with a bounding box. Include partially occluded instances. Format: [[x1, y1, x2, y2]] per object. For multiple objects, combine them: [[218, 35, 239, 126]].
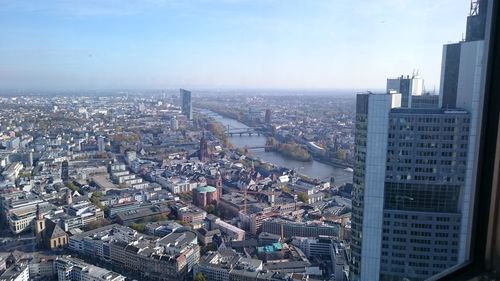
[[0, 0, 471, 92]]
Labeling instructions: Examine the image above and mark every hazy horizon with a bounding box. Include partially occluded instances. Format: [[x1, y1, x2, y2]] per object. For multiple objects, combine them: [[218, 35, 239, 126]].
[[0, 87, 386, 97], [0, 0, 470, 91]]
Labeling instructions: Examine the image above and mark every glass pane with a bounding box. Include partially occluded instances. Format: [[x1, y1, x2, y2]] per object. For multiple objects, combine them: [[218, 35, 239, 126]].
[[350, 1, 490, 280], [0, 1, 491, 281]]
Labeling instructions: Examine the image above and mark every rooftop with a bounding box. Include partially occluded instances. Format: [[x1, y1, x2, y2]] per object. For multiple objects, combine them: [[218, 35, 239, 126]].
[[195, 185, 217, 193]]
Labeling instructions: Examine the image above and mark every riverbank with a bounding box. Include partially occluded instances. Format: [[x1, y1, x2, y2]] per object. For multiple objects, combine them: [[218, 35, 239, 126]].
[[266, 137, 312, 162], [199, 106, 260, 129], [312, 155, 352, 169], [198, 108, 353, 183]]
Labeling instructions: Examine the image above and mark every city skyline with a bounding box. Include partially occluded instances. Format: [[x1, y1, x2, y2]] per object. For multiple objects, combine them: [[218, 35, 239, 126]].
[[0, 0, 469, 91]]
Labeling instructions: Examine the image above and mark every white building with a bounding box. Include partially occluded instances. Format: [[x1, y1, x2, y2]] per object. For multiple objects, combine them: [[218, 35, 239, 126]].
[[387, 74, 424, 108], [350, 93, 400, 280], [292, 236, 335, 259], [55, 257, 125, 281], [0, 264, 29, 281]]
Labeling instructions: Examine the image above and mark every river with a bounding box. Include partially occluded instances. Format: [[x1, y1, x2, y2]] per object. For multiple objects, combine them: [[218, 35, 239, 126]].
[[200, 109, 353, 186]]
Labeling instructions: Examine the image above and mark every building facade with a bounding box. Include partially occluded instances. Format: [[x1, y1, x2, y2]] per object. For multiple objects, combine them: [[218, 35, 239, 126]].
[[193, 185, 219, 208], [386, 74, 423, 108], [351, 1, 488, 280], [180, 89, 192, 120]]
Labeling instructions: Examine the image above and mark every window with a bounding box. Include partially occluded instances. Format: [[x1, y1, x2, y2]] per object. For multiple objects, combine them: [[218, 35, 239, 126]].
[[0, 0, 498, 281]]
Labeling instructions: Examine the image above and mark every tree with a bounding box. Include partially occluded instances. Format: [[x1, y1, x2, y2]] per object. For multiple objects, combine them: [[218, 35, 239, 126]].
[[266, 137, 278, 146], [278, 143, 311, 162], [67, 182, 80, 192], [281, 185, 290, 193], [176, 220, 191, 227], [130, 223, 145, 233], [194, 272, 207, 281], [84, 219, 111, 231], [90, 192, 106, 210], [297, 192, 309, 203], [151, 214, 167, 222], [337, 149, 347, 160], [205, 204, 220, 216]]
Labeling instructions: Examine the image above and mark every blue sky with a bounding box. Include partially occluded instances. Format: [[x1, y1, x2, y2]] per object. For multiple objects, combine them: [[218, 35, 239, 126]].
[[0, 0, 470, 91]]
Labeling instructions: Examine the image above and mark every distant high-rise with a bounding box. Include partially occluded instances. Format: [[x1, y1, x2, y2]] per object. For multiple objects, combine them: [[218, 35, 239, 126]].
[[180, 89, 193, 120], [97, 136, 105, 152], [386, 74, 424, 108], [61, 160, 69, 182], [265, 109, 272, 124]]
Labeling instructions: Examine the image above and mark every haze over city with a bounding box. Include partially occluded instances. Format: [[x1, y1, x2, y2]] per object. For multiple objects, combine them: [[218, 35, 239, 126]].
[[0, 0, 469, 91]]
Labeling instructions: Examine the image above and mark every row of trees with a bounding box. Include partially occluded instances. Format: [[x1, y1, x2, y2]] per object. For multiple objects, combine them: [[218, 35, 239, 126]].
[[266, 137, 312, 162], [278, 143, 312, 162], [208, 121, 232, 148], [129, 214, 169, 233]]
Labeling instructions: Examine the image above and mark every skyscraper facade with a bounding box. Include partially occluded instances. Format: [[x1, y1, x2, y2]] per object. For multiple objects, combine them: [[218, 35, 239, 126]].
[[351, 93, 401, 280], [381, 108, 469, 280], [265, 109, 272, 124], [386, 74, 424, 108], [438, 0, 487, 264], [97, 136, 105, 152], [180, 88, 193, 120], [61, 160, 69, 182], [352, 93, 472, 281], [351, 1, 488, 280]]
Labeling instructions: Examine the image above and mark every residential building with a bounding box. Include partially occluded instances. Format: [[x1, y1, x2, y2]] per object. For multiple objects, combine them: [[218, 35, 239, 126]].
[[0, 264, 29, 281], [262, 219, 339, 239], [55, 257, 125, 281]]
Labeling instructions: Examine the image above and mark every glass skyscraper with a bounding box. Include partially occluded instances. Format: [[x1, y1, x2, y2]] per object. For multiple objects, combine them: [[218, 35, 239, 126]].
[[180, 88, 193, 120], [350, 1, 488, 280]]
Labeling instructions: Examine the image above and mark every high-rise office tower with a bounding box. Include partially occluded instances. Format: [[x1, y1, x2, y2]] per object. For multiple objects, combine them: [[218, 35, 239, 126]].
[[351, 93, 401, 280], [351, 1, 488, 280], [352, 95, 471, 281], [265, 109, 272, 124], [61, 160, 69, 182], [97, 136, 105, 152], [382, 108, 469, 280], [180, 88, 193, 120], [386, 74, 424, 108], [387, 74, 440, 109], [438, 0, 487, 265]]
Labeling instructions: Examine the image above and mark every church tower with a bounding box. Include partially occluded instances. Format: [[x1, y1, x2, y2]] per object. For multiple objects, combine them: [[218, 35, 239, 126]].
[[66, 189, 73, 205], [34, 204, 45, 244]]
